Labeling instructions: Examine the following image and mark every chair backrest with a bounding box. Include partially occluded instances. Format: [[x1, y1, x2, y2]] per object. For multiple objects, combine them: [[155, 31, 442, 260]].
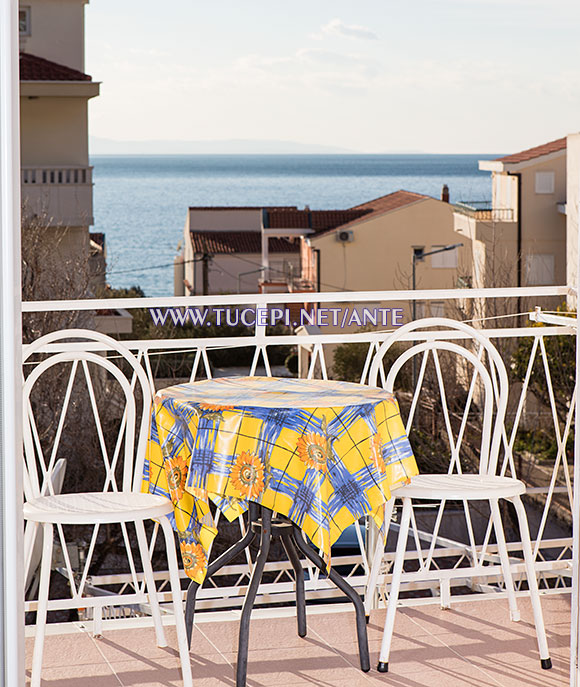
[[22, 329, 152, 500], [368, 318, 509, 476]]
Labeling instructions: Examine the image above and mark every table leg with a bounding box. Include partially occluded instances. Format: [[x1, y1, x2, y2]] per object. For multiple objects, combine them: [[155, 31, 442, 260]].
[[290, 524, 370, 673], [280, 533, 307, 638], [185, 502, 260, 647], [236, 507, 272, 687]]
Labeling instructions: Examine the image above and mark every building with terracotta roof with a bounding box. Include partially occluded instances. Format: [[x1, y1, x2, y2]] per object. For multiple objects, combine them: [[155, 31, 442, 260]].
[[177, 190, 469, 323], [178, 208, 303, 295], [177, 205, 380, 295], [454, 136, 567, 292], [301, 189, 469, 323], [19, 0, 100, 294]]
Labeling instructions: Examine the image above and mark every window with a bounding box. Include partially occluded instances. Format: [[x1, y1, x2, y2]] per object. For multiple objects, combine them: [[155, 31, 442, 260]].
[[526, 254, 555, 286], [430, 302, 445, 318], [414, 301, 426, 319], [19, 7, 31, 36], [431, 245, 458, 268], [535, 171, 555, 194]]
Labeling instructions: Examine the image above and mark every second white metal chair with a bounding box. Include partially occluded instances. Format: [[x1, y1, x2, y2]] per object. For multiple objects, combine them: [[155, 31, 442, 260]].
[[364, 318, 551, 673]]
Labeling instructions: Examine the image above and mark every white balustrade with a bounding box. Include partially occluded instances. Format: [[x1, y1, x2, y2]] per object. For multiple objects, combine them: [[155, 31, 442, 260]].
[[22, 286, 575, 617], [20, 165, 93, 226]]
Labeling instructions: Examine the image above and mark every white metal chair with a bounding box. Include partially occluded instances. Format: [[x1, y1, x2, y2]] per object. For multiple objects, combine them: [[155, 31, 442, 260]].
[[364, 317, 551, 673], [22, 329, 192, 687]]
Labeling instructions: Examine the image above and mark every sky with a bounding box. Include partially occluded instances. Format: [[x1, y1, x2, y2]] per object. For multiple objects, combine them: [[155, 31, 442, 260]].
[[85, 0, 580, 154]]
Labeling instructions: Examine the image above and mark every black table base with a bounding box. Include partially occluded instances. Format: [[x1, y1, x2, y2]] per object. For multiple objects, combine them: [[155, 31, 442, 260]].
[[184, 503, 370, 686]]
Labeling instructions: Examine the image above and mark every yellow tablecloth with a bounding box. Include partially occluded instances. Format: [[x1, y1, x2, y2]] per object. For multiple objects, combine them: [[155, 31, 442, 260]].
[[142, 376, 417, 582]]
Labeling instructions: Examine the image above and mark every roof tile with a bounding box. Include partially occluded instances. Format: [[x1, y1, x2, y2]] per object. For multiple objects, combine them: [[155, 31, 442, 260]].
[[266, 209, 369, 231], [312, 190, 429, 237], [20, 52, 92, 81], [351, 190, 428, 213], [190, 231, 299, 254], [495, 137, 567, 164]]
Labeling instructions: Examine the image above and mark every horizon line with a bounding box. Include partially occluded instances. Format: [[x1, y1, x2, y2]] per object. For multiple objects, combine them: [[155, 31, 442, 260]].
[[88, 151, 502, 157]]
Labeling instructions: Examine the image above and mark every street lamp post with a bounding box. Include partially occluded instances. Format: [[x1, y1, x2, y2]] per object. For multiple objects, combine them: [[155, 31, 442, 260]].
[[411, 242, 463, 385], [411, 242, 464, 320]]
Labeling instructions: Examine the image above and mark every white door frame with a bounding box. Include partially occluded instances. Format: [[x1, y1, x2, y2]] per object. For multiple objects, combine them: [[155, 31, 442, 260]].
[[571, 157, 580, 686], [0, 0, 25, 684]]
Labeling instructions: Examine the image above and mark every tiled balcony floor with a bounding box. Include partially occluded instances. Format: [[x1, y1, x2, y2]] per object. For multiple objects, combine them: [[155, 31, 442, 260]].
[[26, 593, 571, 687]]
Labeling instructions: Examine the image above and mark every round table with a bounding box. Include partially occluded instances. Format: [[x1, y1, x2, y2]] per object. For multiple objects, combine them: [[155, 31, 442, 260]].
[[142, 376, 417, 685]]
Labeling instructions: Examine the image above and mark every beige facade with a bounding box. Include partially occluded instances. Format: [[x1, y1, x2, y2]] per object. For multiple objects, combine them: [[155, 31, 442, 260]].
[[21, 96, 90, 167], [308, 195, 469, 323], [19, 0, 87, 72], [566, 133, 580, 303], [455, 140, 567, 294]]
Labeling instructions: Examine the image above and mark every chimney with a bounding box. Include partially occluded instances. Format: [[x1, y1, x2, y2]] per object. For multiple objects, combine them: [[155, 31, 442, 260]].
[[441, 184, 450, 203]]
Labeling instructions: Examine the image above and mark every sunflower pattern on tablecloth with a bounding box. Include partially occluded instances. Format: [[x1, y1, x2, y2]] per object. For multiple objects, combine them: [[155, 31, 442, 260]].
[[230, 451, 266, 499], [143, 376, 417, 583]]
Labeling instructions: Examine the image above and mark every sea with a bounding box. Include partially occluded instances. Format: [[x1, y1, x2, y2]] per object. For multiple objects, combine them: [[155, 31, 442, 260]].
[[91, 154, 499, 297]]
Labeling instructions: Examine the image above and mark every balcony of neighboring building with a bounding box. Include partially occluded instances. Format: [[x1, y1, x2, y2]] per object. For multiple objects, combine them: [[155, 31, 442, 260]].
[[453, 200, 516, 244], [21, 165, 94, 227], [454, 201, 515, 222]]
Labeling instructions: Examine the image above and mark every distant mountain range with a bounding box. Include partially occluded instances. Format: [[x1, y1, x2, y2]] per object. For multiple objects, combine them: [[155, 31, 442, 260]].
[[89, 137, 361, 155]]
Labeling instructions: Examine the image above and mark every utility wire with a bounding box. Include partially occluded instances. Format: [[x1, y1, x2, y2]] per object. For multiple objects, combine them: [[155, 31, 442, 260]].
[[229, 253, 355, 293], [106, 255, 205, 276]]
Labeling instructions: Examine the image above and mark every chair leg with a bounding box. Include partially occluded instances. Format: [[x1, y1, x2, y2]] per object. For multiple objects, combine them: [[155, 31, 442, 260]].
[[158, 517, 193, 687], [365, 498, 395, 619], [24, 520, 39, 585], [290, 523, 370, 672], [377, 497, 412, 673], [30, 522, 53, 687], [489, 499, 520, 622], [185, 502, 259, 647], [511, 495, 551, 669], [237, 507, 272, 687], [280, 533, 306, 638], [135, 520, 167, 648]]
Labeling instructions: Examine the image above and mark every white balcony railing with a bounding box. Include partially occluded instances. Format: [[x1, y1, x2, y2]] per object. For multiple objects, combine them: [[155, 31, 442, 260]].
[[21, 165, 94, 227], [21, 286, 574, 619], [455, 201, 515, 222]]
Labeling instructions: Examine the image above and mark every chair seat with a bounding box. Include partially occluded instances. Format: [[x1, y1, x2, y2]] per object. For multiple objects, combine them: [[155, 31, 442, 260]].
[[23, 491, 173, 525], [392, 474, 526, 501]]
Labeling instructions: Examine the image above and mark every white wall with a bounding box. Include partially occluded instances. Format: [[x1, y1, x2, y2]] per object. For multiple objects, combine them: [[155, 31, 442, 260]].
[[187, 208, 264, 233], [183, 209, 266, 288], [203, 253, 299, 294]]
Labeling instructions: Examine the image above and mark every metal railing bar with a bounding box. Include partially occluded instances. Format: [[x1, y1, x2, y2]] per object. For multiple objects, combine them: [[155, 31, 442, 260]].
[[21, 286, 569, 313]]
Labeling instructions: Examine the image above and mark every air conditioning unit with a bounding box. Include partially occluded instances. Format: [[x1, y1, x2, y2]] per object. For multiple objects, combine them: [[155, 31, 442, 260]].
[[336, 230, 354, 243]]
